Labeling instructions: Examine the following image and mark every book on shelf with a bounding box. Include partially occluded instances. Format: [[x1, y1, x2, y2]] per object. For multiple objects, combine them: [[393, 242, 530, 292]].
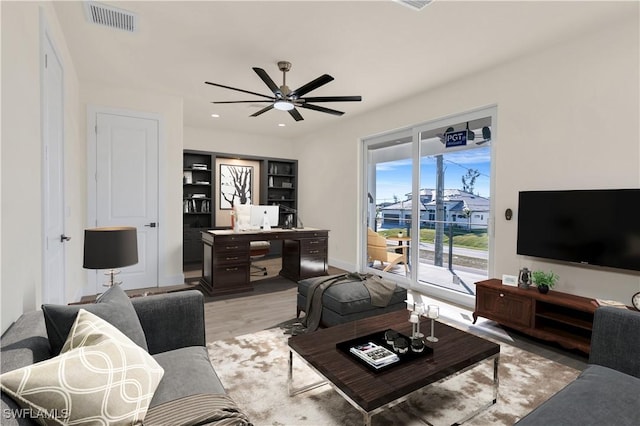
[[191, 164, 208, 170], [349, 342, 399, 369]]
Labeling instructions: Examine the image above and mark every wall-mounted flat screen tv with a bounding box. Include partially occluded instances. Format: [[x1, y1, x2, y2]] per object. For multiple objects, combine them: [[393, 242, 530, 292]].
[[517, 189, 640, 272]]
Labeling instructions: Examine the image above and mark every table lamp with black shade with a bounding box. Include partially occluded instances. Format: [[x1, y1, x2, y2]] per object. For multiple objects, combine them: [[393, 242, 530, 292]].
[[83, 226, 138, 287]]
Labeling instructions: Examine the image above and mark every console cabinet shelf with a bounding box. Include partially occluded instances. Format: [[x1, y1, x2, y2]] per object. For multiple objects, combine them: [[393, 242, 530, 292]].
[[473, 279, 597, 353]]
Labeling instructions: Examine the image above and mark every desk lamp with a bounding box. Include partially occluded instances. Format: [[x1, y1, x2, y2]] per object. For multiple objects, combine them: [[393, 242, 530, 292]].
[[83, 226, 138, 287]]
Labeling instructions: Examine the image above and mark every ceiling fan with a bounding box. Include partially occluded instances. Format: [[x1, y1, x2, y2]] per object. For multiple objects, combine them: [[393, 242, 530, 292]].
[[205, 61, 362, 121]]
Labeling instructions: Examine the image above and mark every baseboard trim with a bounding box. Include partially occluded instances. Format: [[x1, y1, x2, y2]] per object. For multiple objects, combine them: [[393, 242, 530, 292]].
[[329, 258, 355, 273]]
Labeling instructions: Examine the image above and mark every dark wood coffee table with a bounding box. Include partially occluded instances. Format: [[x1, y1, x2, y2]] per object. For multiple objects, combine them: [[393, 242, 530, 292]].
[[288, 309, 500, 426]]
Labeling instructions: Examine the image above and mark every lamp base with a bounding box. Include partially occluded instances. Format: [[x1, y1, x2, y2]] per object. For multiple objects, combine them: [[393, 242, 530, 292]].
[[102, 269, 122, 287]]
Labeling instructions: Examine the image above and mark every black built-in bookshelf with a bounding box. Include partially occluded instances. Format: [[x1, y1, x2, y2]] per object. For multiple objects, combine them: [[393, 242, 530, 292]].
[[182, 150, 298, 266]]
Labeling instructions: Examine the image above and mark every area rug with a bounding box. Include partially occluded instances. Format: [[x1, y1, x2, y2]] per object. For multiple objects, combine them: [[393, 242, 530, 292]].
[[207, 328, 579, 426]]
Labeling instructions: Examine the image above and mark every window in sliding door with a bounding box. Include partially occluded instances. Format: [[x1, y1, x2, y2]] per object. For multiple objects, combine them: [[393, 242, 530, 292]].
[[364, 132, 413, 280]]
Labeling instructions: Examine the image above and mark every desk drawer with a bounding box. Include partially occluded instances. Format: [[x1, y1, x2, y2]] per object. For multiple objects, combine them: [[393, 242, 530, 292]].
[[214, 241, 249, 252], [299, 253, 328, 279], [300, 238, 327, 255], [213, 241, 249, 266], [214, 251, 249, 266], [212, 265, 250, 293]]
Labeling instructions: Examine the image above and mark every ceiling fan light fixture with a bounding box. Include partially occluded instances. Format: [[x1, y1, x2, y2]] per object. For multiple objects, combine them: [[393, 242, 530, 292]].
[[274, 100, 295, 111]]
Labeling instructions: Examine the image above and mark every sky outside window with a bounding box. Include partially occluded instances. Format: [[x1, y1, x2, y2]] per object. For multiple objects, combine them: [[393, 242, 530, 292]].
[[375, 146, 491, 204]]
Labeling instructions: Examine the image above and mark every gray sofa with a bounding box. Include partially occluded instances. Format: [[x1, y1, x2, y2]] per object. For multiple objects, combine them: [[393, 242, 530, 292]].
[[1, 289, 246, 425], [516, 306, 640, 426]]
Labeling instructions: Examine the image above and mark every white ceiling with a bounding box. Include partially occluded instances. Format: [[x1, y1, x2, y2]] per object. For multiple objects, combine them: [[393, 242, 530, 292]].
[[53, 0, 636, 139]]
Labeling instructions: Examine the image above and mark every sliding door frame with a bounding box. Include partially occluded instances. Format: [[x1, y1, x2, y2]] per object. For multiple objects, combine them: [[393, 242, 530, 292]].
[[360, 105, 498, 308]]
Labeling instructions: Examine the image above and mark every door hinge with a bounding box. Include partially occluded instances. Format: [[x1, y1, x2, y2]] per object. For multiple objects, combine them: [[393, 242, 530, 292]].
[[45, 54, 48, 68]]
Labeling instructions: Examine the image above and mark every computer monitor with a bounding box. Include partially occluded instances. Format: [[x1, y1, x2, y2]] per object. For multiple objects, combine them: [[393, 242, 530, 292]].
[[249, 205, 279, 229]]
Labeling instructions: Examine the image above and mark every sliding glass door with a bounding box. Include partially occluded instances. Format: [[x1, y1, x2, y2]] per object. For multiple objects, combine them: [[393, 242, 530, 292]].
[[362, 107, 495, 307]]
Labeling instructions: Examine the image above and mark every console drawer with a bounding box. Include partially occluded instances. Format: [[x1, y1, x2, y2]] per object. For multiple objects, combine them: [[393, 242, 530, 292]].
[[476, 287, 532, 328]]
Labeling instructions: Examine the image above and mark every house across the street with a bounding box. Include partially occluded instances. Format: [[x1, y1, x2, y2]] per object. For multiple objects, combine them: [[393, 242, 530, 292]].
[[380, 189, 489, 231]]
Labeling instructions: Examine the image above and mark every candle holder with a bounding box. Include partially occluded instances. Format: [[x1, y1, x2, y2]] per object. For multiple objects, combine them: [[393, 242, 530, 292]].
[[413, 302, 425, 338], [426, 304, 439, 343], [409, 312, 420, 339]]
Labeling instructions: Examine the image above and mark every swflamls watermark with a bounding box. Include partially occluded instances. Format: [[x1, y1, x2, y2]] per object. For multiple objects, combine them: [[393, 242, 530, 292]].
[[3, 408, 70, 420]]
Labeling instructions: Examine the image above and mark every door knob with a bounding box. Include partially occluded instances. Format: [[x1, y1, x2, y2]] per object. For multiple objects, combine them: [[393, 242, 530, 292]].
[[144, 222, 157, 228], [60, 234, 71, 242]]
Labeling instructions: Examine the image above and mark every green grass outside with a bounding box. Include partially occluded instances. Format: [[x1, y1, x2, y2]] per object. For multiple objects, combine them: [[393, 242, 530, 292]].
[[378, 228, 488, 250]]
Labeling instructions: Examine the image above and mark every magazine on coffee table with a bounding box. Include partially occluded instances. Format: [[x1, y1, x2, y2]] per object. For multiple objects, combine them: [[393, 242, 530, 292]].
[[349, 342, 399, 368], [337, 329, 433, 372]]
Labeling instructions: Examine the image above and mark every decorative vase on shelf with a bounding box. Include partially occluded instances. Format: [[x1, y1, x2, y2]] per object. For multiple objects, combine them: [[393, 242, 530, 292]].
[[537, 284, 550, 294]]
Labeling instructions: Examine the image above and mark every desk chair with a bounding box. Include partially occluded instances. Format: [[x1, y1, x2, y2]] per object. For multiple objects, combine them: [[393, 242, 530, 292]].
[[235, 204, 271, 276], [367, 228, 409, 273]]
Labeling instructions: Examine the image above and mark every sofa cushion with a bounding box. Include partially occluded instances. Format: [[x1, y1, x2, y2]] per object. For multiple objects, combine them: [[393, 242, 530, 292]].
[[515, 364, 640, 425], [150, 346, 226, 408], [0, 309, 164, 425], [298, 278, 407, 315], [42, 285, 148, 355]]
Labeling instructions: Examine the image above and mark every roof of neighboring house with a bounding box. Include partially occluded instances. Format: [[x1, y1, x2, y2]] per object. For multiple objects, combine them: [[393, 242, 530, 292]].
[[382, 189, 489, 212]]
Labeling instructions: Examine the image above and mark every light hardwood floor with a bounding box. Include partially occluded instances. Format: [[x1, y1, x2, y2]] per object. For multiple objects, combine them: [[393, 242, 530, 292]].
[[185, 257, 344, 342]]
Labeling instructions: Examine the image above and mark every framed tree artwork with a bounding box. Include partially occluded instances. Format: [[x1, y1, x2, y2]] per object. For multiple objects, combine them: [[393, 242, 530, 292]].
[[219, 164, 253, 209]]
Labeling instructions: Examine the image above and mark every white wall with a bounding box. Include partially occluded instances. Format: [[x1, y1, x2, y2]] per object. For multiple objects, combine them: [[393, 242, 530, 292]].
[[184, 126, 296, 227], [184, 126, 294, 159], [1, 1, 82, 333], [80, 84, 185, 288], [295, 14, 640, 303]]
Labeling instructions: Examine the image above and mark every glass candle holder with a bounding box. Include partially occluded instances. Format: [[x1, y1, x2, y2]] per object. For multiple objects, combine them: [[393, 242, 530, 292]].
[[426, 304, 439, 343]]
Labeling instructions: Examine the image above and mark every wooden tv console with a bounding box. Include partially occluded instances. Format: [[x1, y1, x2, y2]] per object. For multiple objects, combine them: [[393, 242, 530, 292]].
[[473, 278, 597, 353]]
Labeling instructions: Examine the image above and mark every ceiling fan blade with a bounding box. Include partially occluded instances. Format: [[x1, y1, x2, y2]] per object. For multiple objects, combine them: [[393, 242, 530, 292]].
[[250, 105, 274, 117], [289, 74, 334, 98], [288, 108, 304, 121], [253, 67, 281, 96], [298, 103, 344, 116], [212, 100, 273, 104], [301, 96, 362, 103], [205, 81, 273, 100]]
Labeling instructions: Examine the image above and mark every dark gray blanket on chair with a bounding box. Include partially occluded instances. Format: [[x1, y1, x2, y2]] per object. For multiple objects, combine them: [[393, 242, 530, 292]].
[[301, 272, 397, 332]]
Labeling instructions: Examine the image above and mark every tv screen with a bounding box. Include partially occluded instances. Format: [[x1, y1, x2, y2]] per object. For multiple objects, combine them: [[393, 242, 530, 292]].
[[517, 189, 640, 272]]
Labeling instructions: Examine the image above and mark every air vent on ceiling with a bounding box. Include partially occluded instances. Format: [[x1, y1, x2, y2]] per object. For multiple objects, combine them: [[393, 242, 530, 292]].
[[394, 0, 433, 11], [84, 1, 138, 32]]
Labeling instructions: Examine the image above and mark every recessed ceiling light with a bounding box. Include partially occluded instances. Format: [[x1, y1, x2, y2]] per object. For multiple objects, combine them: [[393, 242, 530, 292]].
[[211, 113, 220, 118], [278, 123, 286, 127]]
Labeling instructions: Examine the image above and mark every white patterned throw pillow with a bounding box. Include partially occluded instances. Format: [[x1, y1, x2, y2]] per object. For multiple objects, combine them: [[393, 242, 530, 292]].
[[0, 309, 164, 425]]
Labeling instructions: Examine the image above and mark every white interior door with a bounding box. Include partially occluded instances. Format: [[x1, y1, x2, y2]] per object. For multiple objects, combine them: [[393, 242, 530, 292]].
[[94, 112, 159, 291], [42, 27, 66, 305]]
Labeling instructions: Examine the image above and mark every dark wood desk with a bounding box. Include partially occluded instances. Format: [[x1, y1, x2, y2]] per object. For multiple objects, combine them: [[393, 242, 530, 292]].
[[200, 228, 329, 296]]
